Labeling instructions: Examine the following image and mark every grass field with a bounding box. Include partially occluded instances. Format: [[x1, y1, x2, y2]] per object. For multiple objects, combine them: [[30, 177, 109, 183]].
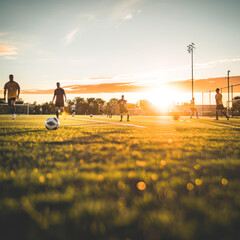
[[1, 115, 240, 240]]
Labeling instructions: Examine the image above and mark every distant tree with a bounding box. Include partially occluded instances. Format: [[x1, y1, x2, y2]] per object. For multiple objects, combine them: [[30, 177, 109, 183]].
[[107, 98, 119, 114], [74, 97, 85, 114]]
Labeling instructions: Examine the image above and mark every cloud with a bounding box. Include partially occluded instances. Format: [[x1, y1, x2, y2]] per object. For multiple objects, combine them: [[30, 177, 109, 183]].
[[82, 13, 95, 21], [113, 0, 142, 20], [168, 76, 240, 92], [0, 45, 17, 57], [124, 13, 133, 20], [4, 56, 17, 60], [64, 28, 79, 45], [17, 82, 149, 95]]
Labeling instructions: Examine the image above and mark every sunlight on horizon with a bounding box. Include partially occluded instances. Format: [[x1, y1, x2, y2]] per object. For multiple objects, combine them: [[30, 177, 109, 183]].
[[144, 85, 188, 110]]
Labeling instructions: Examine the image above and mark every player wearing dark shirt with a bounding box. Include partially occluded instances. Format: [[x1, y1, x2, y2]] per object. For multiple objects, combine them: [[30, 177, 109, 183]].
[[4, 74, 20, 120], [118, 95, 129, 121], [215, 88, 229, 120], [52, 82, 67, 119]]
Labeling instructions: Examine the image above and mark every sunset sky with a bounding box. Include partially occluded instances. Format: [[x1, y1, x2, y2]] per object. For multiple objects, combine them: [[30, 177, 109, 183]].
[[0, 0, 240, 106]]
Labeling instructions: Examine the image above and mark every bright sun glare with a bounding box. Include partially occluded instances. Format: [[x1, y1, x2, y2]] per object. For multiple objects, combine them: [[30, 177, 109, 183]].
[[145, 85, 186, 110]]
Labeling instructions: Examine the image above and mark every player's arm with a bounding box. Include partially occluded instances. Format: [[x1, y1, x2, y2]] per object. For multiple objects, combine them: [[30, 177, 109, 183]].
[[4, 85, 6, 101], [63, 90, 67, 102], [52, 90, 56, 102], [17, 84, 20, 99]]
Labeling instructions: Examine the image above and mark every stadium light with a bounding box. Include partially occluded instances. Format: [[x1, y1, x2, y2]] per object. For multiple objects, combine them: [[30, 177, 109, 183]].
[[187, 43, 195, 100]]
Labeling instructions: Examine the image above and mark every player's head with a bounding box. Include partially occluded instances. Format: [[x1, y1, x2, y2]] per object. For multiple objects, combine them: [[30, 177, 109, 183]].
[[56, 82, 60, 88], [216, 88, 220, 93], [121, 95, 124, 99], [9, 74, 14, 81]]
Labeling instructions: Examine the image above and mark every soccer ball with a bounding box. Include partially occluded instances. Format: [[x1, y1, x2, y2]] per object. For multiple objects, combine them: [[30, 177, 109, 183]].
[[90, 114, 93, 117], [45, 117, 60, 130]]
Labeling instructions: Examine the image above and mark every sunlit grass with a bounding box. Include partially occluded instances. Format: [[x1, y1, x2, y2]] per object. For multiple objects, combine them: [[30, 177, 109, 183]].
[[0, 115, 240, 240]]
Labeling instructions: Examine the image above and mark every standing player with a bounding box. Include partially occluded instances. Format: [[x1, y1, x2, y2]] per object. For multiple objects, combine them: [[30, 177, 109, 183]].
[[118, 95, 129, 122], [107, 105, 112, 118], [99, 105, 103, 115], [190, 98, 198, 119], [215, 88, 229, 120], [52, 82, 67, 119], [71, 104, 76, 117], [4, 74, 20, 120]]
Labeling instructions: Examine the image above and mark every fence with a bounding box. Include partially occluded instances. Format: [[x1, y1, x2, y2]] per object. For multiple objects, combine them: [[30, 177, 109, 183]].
[[0, 103, 30, 115]]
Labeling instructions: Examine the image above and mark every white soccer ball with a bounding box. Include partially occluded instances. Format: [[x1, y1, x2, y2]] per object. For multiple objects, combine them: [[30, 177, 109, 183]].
[[90, 114, 93, 117], [45, 117, 60, 130]]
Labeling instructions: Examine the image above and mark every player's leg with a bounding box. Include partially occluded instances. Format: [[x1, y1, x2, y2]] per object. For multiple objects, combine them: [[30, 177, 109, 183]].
[[120, 112, 123, 121], [196, 109, 199, 118], [222, 109, 229, 120], [11, 98, 16, 119], [56, 107, 59, 119], [190, 109, 193, 118], [61, 107, 66, 119], [216, 108, 219, 120], [8, 98, 12, 114]]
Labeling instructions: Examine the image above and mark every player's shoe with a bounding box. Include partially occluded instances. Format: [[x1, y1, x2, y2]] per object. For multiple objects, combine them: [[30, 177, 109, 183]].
[[12, 114, 16, 120]]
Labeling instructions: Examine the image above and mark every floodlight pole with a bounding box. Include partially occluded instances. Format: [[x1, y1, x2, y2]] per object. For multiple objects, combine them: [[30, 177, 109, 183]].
[[227, 70, 230, 112], [187, 43, 195, 100]]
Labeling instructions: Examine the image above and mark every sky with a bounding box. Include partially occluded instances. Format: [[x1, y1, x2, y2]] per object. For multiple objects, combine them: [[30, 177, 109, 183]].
[[0, 0, 240, 106]]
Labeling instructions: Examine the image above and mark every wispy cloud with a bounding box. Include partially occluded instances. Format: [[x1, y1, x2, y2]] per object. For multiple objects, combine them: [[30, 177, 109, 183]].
[[64, 28, 79, 45], [124, 13, 133, 20], [82, 13, 95, 21], [3, 56, 17, 60], [113, 0, 143, 20], [0, 45, 17, 57]]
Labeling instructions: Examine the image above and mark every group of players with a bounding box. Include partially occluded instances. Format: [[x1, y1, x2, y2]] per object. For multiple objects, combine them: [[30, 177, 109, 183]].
[[3, 75, 130, 121], [3, 74, 229, 121], [189, 88, 229, 120]]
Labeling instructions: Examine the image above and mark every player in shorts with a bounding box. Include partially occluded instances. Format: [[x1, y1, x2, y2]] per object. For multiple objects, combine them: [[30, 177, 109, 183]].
[[190, 98, 198, 119], [71, 104, 76, 117], [52, 82, 67, 119], [215, 88, 229, 120], [107, 105, 112, 118], [118, 95, 129, 122], [4, 74, 20, 120]]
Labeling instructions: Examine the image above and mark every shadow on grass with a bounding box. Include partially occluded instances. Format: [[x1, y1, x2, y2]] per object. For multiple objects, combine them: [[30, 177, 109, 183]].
[[0, 129, 45, 136]]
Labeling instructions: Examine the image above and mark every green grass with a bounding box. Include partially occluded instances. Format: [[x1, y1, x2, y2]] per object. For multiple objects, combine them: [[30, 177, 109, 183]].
[[0, 115, 240, 240]]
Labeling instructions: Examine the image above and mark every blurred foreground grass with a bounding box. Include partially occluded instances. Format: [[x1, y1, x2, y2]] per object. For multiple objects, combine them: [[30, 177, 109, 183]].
[[0, 115, 240, 240]]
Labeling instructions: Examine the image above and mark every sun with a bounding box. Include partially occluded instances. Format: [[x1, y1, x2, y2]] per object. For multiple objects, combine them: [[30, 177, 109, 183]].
[[145, 84, 180, 110]]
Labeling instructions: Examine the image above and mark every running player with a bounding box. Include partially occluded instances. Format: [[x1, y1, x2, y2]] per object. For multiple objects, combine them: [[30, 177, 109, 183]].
[[4, 74, 20, 120], [71, 104, 76, 117], [107, 105, 112, 118], [215, 88, 229, 120], [52, 82, 67, 119], [118, 95, 129, 121], [190, 98, 198, 119]]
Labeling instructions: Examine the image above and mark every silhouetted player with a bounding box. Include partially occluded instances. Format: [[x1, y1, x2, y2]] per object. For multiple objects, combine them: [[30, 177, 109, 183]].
[[118, 95, 129, 121], [190, 98, 198, 119], [52, 82, 67, 119], [215, 88, 229, 120], [107, 105, 112, 118], [4, 74, 20, 120]]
